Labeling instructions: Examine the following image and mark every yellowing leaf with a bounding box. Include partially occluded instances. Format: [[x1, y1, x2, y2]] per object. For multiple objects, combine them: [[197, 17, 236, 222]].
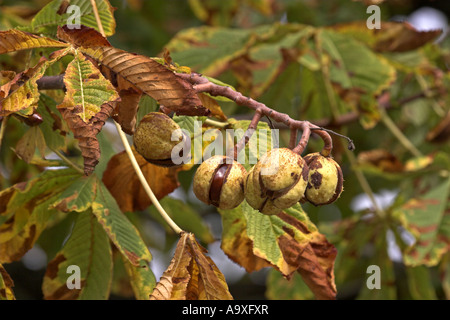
[[150, 232, 233, 300], [0, 29, 68, 55], [59, 51, 120, 123], [0, 51, 69, 117], [220, 202, 337, 300], [0, 169, 82, 263], [0, 264, 15, 300]]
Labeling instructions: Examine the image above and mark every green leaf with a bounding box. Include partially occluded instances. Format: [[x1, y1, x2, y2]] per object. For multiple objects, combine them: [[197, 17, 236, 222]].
[[398, 178, 450, 267], [407, 266, 437, 300], [266, 268, 314, 300], [92, 181, 152, 266], [229, 118, 273, 171], [52, 174, 98, 213], [36, 93, 67, 151], [29, 0, 116, 37], [42, 210, 112, 300]]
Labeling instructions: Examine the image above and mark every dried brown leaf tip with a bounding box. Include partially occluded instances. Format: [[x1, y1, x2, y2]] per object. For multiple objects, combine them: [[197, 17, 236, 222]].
[[150, 232, 233, 300]]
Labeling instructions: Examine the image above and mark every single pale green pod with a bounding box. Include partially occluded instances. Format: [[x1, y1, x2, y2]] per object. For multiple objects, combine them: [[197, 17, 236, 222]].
[[193, 155, 247, 210], [244, 148, 309, 215], [133, 112, 188, 167], [303, 152, 344, 206]]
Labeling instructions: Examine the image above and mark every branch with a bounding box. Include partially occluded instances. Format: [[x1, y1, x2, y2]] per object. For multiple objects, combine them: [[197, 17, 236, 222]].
[[177, 72, 353, 155]]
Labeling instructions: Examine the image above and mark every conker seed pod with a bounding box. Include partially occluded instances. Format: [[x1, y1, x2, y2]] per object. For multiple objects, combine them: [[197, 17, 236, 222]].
[[303, 152, 343, 206], [133, 112, 188, 167], [244, 148, 309, 215], [193, 155, 247, 210]]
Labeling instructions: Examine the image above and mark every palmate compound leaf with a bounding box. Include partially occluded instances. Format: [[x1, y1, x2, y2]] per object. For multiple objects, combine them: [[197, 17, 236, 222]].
[[150, 232, 233, 300], [219, 202, 337, 300], [58, 51, 120, 175], [50, 174, 153, 267], [46, 173, 154, 299]]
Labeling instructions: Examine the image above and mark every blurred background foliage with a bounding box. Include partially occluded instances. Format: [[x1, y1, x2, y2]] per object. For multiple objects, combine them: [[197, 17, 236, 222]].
[[1, 0, 450, 299]]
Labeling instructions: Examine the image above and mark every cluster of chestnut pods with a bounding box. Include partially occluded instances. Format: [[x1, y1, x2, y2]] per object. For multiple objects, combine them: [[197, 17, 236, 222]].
[[133, 112, 343, 215]]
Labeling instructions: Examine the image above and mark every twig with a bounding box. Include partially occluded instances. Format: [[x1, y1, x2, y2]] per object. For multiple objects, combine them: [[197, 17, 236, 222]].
[[179, 72, 346, 156], [379, 107, 422, 158]]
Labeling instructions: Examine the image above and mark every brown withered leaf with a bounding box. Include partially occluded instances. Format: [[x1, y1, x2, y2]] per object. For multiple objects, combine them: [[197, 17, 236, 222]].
[[198, 93, 227, 121], [60, 102, 116, 175], [102, 147, 181, 213], [57, 25, 112, 48], [150, 232, 233, 300], [357, 149, 404, 173]]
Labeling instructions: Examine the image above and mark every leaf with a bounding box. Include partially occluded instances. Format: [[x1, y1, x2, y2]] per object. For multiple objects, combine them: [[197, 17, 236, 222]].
[[59, 51, 120, 123], [150, 232, 233, 300], [0, 29, 68, 55], [29, 0, 116, 37], [122, 256, 155, 300], [36, 93, 67, 151], [0, 53, 68, 117], [266, 268, 315, 300], [75, 43, 207, 116], [0, 263, 15, 300], [219, 202, 272, 273], [0, 169, 82, 263], [92, 181, 152, 266], [14, 126, 46, 163], [220, 202, 337, 300], [42, 210, 113, 300], [102, 148, 181, 213], [398, 178, 450, 267], [333, 21, 442, 53], [197, 93, 227, 121], [57, 51, 119, 175]]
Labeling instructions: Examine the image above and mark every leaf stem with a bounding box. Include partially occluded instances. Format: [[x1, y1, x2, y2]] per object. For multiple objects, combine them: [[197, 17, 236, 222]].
[[89, 0, 106, 37], [51, 148, 84, 174], [0, 116, 8, 151], [113, 120, 183, 235], [203, 118, 229, 129], [379, 107, 422, 158]]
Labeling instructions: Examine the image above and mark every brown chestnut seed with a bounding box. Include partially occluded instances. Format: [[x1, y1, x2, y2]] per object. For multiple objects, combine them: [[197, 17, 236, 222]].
[[244, 148, 309, 215], [303, 152, 344, 206], [193, 155, 247, 210], [133, 112, 189, 167]]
